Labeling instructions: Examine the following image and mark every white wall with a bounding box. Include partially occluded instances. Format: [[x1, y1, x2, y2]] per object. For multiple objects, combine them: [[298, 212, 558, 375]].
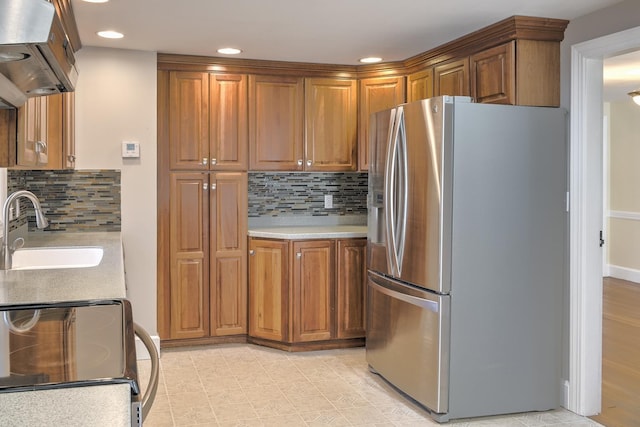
[[606, 99, 640, 282], [75, 47, 157, 336]]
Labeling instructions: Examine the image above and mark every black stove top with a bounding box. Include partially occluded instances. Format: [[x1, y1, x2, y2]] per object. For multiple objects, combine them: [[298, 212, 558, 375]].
[[0, 299, 139, 395]]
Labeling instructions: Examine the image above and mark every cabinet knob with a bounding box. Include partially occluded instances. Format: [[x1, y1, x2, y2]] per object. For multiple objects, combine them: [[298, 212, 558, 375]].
[[203, 183, 208, 191], [211, 158, 217, 165], [296, 252, 302, 259], [67, 155, 76, 163], [211, 183, 216, 191], [306, 159, 312, 167], [297, 159, 303, 166], [249, 250, 255, 256], [202, 158, 208, 166]]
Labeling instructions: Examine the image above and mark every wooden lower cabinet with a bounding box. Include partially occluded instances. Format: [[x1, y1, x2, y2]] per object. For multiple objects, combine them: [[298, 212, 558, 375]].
[[165, 171, 247, 343], [336, 239, 367, 338], [248, 237, 366, 351], [248, 238, 289, 342], [292, 240, 335, 342]]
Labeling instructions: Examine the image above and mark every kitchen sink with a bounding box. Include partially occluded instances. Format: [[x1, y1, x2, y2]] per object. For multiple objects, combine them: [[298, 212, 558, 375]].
[[11, 246, 104, 270]]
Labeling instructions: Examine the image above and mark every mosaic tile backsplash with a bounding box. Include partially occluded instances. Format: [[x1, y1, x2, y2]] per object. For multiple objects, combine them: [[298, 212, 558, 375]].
[[7, 170, 121, 232], [248, 172, 368, 217]]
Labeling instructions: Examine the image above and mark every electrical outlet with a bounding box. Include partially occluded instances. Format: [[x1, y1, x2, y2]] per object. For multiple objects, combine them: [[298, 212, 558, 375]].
[[324, 194, 333, 209]]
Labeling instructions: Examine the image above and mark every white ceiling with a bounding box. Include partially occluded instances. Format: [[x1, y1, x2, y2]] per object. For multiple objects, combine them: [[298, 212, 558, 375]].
[[70, 0, 639, 101]]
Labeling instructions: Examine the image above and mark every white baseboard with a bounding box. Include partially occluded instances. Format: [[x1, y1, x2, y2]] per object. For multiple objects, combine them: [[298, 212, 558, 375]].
[[607, 264, 640, 284], [135, 335, 161, 360], [563, 380, 570, 409]]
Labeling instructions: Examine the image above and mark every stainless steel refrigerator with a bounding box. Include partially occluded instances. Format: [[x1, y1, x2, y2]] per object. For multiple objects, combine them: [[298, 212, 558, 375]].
[[366, 96, 566, 422]]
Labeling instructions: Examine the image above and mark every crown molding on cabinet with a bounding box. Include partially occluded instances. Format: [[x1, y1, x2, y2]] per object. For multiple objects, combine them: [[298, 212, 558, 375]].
[[158, 15, 568, 79]]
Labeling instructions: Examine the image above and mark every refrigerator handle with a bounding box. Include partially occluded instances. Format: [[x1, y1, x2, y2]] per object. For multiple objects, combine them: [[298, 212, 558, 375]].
[[369, 278, 440, 312], [396, 109, 409, 274], [384, 108, 400, 276]]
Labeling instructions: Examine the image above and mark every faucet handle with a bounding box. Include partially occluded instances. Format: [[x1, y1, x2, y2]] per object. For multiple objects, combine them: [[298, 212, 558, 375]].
[[10, 237, 24, 252]]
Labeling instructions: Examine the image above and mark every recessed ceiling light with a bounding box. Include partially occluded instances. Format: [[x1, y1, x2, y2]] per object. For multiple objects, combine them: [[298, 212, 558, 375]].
[[359, 57, 382, 64], [82, 0, 109, 3], [97, 30, 124, 39], [217, 48, 242, 55]]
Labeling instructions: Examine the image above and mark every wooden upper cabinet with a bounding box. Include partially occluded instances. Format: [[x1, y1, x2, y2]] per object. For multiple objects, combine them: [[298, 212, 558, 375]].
[[169, 71, 209, 170], [209, 172, 248, 336], [292, 240, 335, 342], [434, 58, 470, 97], [359, 76, 405, 171], [248, 238, 290, 342], [62, 92, 76, 169], [16, 94, 65, 169], [407, 68, 434, 103], [471, 42, 516, 105], [514, 40, 561, 107], [210, 74, 248, 170], [17, 97, 47, 167], [304, 78, 357, 171], [249, 75, 304, 171], [0, 109, 16, 167], [336, 239, 366, 339], [169, 71, 248, 171], [169, 172, 210, 340]]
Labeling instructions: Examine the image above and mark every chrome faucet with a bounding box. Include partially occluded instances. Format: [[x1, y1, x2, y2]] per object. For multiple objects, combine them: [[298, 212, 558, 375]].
[[1, 190, 49, 270]]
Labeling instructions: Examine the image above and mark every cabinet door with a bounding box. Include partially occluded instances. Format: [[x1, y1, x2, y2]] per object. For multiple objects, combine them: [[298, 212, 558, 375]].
[[169, 71, 209, 170], [359, 76, 405, 171], [43, 94, 63, 169], [336, 239, 366, 339], [210, 74, 248, 171], [292, 240, 335, 342], [434, 58, 470, 97], [249, 75, 303, 171], [16, 95, 65, 169], [470, 42, 515, 105], [0, 109, 16, 167], [407, 68, 434, 103], [62, 92, 76, 169], [304, 78, 357, 171], [248, 238, 289, 342], [17, 97, 47, 167], [210, 172, 248, 336], [169, 173, 209, 339]]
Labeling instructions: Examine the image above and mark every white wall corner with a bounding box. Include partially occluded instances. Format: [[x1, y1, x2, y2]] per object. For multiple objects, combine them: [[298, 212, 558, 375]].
[[135, 335, 161, 361]]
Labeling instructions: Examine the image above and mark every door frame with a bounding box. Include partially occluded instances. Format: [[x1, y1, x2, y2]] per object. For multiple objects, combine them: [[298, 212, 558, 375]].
[[568, 25, 640, 416]]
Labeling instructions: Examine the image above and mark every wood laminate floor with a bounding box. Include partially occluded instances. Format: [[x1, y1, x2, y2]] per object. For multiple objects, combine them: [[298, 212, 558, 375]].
[[590, 277, 640, 427]]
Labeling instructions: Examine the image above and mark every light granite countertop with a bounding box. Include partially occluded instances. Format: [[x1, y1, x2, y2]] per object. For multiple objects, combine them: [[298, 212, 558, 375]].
[[247, 215, 368, 240], [0, 231, 126, 307], [248, 224, 367, 240], [0, 383, 132, 427], [0, 231, 130, 426]]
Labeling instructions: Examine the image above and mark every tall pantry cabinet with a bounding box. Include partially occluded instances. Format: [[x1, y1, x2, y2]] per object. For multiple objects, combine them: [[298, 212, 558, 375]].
[[159, 70, 248, 343]]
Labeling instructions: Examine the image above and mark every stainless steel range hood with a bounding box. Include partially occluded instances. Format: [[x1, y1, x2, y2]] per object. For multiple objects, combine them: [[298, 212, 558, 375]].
[[0, 0, 78, 108]]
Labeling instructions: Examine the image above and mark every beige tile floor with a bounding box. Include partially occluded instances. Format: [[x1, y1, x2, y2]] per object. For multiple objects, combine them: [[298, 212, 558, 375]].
[[137, 344, 602, 427]]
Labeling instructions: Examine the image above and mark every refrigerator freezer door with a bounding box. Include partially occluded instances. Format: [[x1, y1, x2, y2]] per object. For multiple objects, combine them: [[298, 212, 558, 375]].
[[366, 271, 450, 416], [367, 108, 395, 275]]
